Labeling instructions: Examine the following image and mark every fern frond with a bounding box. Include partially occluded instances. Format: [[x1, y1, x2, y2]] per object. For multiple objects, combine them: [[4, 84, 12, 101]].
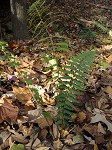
[[55, 50, 96, 125]]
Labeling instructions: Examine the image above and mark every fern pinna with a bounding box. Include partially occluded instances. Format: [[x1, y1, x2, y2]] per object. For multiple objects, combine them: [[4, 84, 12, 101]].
[[55, 50, 96, 125]]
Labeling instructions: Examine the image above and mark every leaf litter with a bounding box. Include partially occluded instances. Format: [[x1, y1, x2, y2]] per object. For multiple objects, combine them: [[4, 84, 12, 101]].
[[0, 0, 112, 150]]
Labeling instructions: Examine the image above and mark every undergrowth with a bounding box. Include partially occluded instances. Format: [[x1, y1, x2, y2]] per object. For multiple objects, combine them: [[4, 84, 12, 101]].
[[28, 0, 59, 37], [0, 38, 96, 126], [0, 0, 97, 126], [55, 50, 96, 125]]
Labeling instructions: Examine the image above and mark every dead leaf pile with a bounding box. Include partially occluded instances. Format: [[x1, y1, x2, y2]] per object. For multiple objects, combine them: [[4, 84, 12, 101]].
[[0, 0, 112, 150]]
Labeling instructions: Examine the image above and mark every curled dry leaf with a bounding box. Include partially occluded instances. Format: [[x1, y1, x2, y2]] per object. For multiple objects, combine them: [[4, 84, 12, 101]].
[[61, 129, 69, 138], [12, 86, 34, 106], [90, 109, 112, 132], [53, 124, 60, 139], [53, 139, 63, 150], [8, 128, 28, 144], [0, 98, 19, 124], [64, 139, 74, 145]]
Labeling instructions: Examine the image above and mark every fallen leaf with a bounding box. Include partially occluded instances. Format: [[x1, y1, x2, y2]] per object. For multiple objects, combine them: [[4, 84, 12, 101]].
[[12, 86, 34, 106], [53, 139, 63, 150], [83, 135, 93, 142], [17, 116, 28, 124], [36, 115, 53, 129], [106, 54, 112, 63], [27, 108, 42, 122], [98, 122, 106, 134], [53, 124, 60, 139], [104, 86, 112, 99], [19, 124, 33, 137], [66, 134, 74, 139], [106, 141, 112, 150], [61, 129, 69, 138], [39, 129, 48, 139], [97, 97, 107, 109], [94, 143, 99, 150], [0, 130, 10, 145], [76, 111, 86, 122], [32, 138, 41, 149], [73, 134, 84, 144], [1, 91, 16, 101], [0, 98, 19, 124], [90, 109, 112, 132], [64, 139, 74, 145], [7, 127, 28, 144], [95, 134, 105, 144]]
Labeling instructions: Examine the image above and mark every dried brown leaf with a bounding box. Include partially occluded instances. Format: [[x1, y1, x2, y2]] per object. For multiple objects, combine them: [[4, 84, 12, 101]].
[[36, 116, 53, 129], [39, 129, 48, 139], [90, 109, 112, 132], [8, 128, 28, 144], [28, 108, 42, 122], [73, 134, 84, 144], [12, 86, 34, 106], [98, 122, 106, 134], [0, 98, 19, 124], [53, 124, 60, 139], [106, 54, 112, 63], [53, 139, 63, 150], [61, 129, 69, 138], [32, 138, 41, 149], [94, 143, 99, 150], [76, 111, 86, 122], [104, 86, 112, 99]]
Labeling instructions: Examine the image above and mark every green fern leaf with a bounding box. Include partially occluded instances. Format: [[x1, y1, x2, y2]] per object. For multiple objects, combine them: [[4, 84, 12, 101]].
[[55, 50, 96, 125]]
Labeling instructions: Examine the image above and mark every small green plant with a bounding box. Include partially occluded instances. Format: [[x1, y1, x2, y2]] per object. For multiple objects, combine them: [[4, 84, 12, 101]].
[[0, 41, 8, 50], [0, 41, 20, 68], [36, 36, 96, 125], [55, 50, 96, 125], [28, 0, 56, 37]]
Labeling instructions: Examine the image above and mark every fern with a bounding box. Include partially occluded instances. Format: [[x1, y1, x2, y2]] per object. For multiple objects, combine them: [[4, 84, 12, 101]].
[[28, 0, 59, 37], [55, 50, 96, 125]]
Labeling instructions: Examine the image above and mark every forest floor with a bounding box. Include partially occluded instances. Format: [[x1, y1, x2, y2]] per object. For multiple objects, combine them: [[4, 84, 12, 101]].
[[0, 0, 112, 150]]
